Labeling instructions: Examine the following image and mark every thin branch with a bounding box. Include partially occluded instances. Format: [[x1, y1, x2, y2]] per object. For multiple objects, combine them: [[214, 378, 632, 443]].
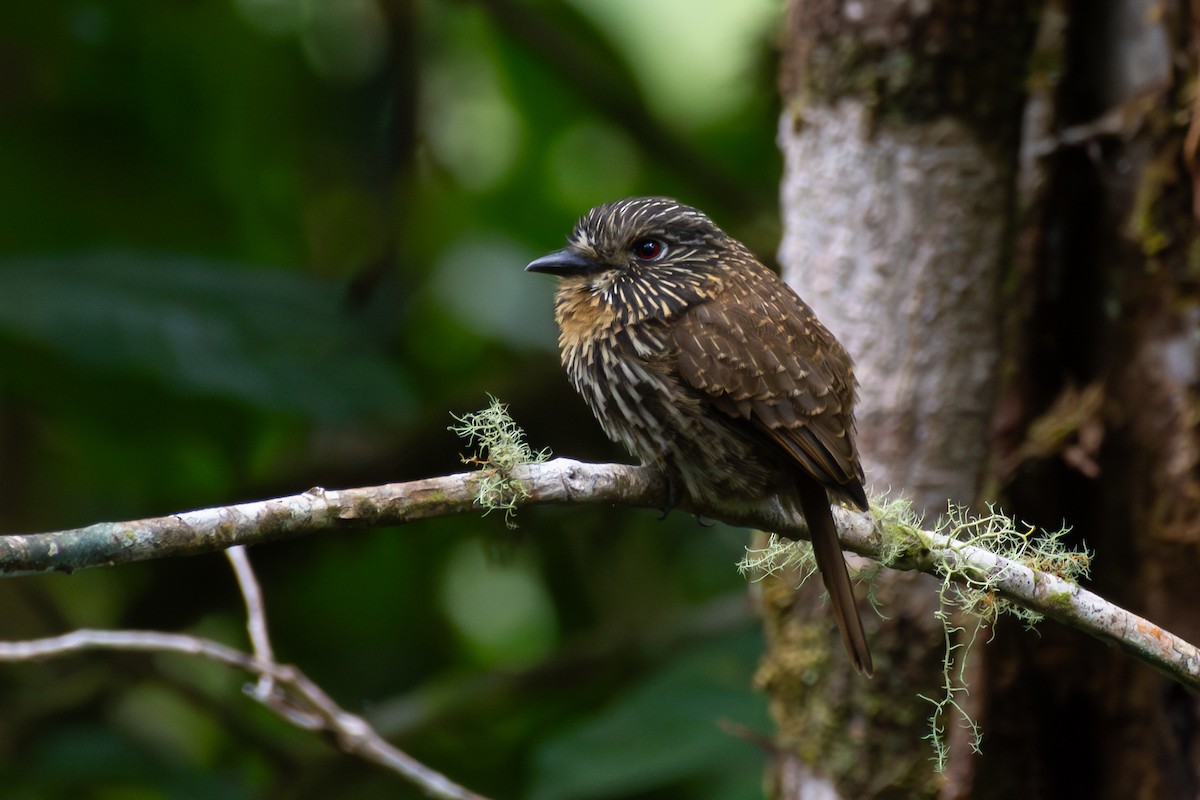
[[261, 661, 490, 800], [0, 459, 665, 576], [223, 545, 490, 799], [226, 545, 276, 701], [827, 503, 1200, 692], [2, 458, 1198, 690], [0, 557, 492, 800], [227, 546, 272, 660], [0, 629, 259, 670]]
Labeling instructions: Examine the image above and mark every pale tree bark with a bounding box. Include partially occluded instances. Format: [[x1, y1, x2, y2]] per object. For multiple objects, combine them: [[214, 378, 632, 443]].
[[765, 1, 1040, 797], [767, 1, 1200, 798]]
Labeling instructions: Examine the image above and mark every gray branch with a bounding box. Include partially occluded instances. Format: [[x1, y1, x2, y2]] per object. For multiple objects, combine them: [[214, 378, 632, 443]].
[[2, 457, 1197, 690], [0, 548, 491, 800]]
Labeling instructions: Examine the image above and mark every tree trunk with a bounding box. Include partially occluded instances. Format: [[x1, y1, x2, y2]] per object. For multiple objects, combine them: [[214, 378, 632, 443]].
[[762, 2, 1038, 796], [979, 2, 1200, 798], [765, 1, 1200, 797], [763, 1, 1200, 800]]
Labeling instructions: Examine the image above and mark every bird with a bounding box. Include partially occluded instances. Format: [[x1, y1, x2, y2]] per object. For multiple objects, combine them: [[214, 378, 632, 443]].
[[526, 196, 873, 675]]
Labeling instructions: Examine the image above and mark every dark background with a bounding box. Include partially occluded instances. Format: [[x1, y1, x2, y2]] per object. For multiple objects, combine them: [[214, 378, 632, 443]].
[[0, 1, 791, 798]]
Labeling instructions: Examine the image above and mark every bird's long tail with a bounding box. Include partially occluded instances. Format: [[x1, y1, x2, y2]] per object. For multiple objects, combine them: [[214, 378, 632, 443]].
[[794, 478, 874, 676]]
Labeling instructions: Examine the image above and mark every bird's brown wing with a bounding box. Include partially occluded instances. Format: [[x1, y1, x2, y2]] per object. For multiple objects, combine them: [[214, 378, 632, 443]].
[[670, 270, 873, 675], [671, 273, 866, 509]]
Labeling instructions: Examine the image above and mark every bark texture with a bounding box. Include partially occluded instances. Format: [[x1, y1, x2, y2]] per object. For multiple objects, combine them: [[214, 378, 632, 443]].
[[779, 103, 1005, 508], [764, 1, 1039, 797], [766, 0, 1200, 798], [982, 1, 1200, 798]]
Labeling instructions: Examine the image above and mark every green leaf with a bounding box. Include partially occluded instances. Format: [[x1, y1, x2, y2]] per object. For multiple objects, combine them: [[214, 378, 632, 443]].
[[0, 251, 411, 423]]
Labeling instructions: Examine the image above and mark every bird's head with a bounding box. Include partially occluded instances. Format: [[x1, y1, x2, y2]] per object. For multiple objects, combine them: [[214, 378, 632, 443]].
[[526, 197, 743, 320]]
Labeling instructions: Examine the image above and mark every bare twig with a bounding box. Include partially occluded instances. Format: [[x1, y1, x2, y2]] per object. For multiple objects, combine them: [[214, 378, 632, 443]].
[[0, 553, 492, 800], [2, 457, 1198, 691], [226, 545, 276, 701], [224, 545, 491, 799], [0, 629, 259, 670], [258, 661, 489, 800]]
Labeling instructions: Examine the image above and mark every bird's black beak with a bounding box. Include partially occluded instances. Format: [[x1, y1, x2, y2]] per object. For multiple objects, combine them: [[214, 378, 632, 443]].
[[525, 248, 603, 277]]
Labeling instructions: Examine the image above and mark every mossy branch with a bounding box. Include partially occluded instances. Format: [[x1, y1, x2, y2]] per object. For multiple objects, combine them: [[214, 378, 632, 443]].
[[449, 395, 550, 529], [2, 457, 1195, 687], [739, 496, 1095, 768], [2, 410, 1197, 705]]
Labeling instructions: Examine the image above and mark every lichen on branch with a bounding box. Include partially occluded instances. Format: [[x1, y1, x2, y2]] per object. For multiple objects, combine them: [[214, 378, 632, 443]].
[[738, 495, 1092, 770], [449, 396, 550, 528]]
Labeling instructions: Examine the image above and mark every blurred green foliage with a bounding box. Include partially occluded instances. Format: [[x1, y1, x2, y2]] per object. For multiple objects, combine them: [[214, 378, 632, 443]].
[[0, 0, 783, 797]]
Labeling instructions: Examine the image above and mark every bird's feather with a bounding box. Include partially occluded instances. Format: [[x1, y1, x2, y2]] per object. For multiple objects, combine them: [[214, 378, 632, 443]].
[[533, 195, 873, 674], [672, 265, 866, 509]]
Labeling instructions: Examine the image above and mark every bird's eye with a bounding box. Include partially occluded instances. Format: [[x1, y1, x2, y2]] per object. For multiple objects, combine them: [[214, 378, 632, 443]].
[[632, 238, 667, 261]]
